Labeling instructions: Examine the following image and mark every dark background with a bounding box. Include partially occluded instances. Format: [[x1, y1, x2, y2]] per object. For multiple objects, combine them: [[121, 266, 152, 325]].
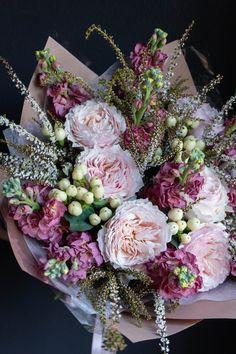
[[0, 0, 235, 353]]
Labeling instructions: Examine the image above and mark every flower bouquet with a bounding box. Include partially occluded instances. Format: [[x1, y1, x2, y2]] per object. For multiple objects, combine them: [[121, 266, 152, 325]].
[[0, 23, 236, 353]]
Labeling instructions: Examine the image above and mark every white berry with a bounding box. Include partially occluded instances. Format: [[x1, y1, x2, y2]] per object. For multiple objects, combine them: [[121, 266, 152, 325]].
[[58, 178, 70, 191], [187, 218, 201, 231], [168, 222, 179, 235], [72, 169, 84, 181], [166, 115, 177, 128], [168, 208, 183, 222], [82, 192, 94, 205], [68, 201, 82, 216], [76, 187, 88, 200], [171, 138, 183, 151], [90, 176, 103, 188], [54, 126, 66, 141], [99, 207, 113, 221], [177, 220, 187, 232], [89, 213, 101, 226], [92, 186, 104, 199], [109, 197, 122, 209], [74, 162, 88, 175], [180, 233, 191, 244], [184, 139, 196, 152], [196, 139, 205, 151], [177, 126, 188, 137], [66, 185, 77, 197]]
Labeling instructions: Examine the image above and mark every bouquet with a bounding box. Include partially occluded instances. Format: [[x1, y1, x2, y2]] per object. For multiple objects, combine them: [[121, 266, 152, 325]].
[[0, 23, 236, 353]]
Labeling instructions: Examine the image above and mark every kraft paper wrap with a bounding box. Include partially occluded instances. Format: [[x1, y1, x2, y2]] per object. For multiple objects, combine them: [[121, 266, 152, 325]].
[[1, 37, 235, 343]]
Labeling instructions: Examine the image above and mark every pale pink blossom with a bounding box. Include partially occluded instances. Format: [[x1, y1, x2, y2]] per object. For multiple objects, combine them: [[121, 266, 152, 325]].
[[77, 145, 143, 199], [186, 167, 228, 223], [65, 100, 126, 148], [97, 199, 171, 269], [184, 223, 230, 292]]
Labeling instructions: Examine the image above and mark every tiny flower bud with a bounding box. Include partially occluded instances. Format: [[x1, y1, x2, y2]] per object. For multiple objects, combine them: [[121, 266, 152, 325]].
[[177, 220, 187, 232], [66, 185, 77, 197], [54, 126, 66, 141], [82, 192, 94, 205], [68, 201, 82, 216], [177, 126, 188, 138], [191, 120, 200, 128], [99, 207, 113, 221], [187, 218, 201, 231], [74, 162, 88, 175], [109, 197, 122, 209], [49, 189, 67, 202], [89, 213, 101, 226], [90, 176, 103, 188], [9, 198, 20, 205], [196, 139, 205, 151], [76, 187, 88, 200], [41, 124, 51, 137], [171, 138, 183, 151], [183, 139, 196, 152], [180, 233, 191, 244], [168, 208, 183, 222], [72, 169, 84, 181], [92, 186, 104, 199], [166, 115, 177, 128], [58, 178, 70, 191], [168, 222, 179, 235]]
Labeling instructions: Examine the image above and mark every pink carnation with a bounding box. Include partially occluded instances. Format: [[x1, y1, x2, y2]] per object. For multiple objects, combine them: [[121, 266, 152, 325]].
[[228, 187, 236, 212], [77, 145, 143, 199], [184, 223, 230, 292], [146, 248, 202, 300]]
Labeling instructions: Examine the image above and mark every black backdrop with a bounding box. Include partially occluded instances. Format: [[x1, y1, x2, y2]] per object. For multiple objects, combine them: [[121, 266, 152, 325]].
[[0, 1, 235, 353]]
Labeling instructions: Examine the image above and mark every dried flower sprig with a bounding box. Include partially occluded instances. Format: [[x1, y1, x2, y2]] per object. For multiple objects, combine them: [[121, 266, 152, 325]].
[[154, 293, 170, 354], [0, 56, 55, 142]]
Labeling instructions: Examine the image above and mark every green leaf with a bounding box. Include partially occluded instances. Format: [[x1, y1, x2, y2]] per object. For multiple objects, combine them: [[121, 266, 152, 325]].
[[93, 198, 108, 208], [64, 207, 95, 232]]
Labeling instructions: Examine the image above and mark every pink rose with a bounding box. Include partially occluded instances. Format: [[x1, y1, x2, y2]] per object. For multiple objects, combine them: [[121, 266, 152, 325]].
[[186, 167, 228, 223], [146, 248, 202, 300], [77, 145, 143, 199], [65, 100, 126, 148], [184, 223, 230, 292], [97, 199, 171, 269]]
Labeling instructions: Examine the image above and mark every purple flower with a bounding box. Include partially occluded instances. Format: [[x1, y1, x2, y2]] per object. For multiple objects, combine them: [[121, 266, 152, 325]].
[[184, 173, 204, 200], [228, 187, 236, 213], [130, 43, 167, 73], [142, 162, 186, 209], [43, 232, 103, 282], [47, 81, 90, 117], [146, 248, 202, 300], [42, 198, 66, 224]]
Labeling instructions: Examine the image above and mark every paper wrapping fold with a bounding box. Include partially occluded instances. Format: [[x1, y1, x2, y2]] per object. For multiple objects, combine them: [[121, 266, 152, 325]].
[[0, 37, 235, 343]]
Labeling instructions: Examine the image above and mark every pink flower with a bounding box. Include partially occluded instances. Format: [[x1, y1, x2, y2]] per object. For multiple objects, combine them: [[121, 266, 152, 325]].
[[43, 232, 103, 282], [47, 82, 90, 117], [228, 187, 236, 212], [143, 162, 186, 209], [124, 124, 152, 151], [146, 248, 202, 300], [97, 199, 171, 269], [184, 173, 204, 200], [65, 100, 126, 148], [186, 167, 228, 223], [130, 43, 167, 73], [191, 103, 224, 138], [184, 223, 230, 292], [77, 145, 143, 199], [42, 198, 66, 224], [18, 211, 42, 238]]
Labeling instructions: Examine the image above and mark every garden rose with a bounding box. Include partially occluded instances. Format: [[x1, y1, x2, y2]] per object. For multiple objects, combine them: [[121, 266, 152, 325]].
[[65, 100, 126, 148], [97, 199, 171, 269], [184, 223, 230, 291], [77, 145, 143, 199], [186, 166, 228, 222]]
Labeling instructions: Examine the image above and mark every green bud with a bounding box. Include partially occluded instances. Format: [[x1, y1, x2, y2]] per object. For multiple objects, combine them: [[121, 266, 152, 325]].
[[2, 177, 22, 198]]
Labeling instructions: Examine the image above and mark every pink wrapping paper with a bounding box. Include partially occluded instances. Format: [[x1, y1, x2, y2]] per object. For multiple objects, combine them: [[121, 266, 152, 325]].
[[0, 37, 235, 343]]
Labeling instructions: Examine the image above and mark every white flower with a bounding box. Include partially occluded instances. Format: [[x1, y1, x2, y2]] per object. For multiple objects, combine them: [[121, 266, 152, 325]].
[[64, 100, 126, 148], [186, 167, 228, 223]]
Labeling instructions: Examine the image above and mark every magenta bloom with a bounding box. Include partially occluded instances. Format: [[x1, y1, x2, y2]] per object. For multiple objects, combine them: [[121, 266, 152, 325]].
[[43, 232, 103, 282], [47, 81, 90, 117], [124, 124, 152, 151], [143, 162, 186, 209], [130, 43, 167, 73], [184, 173, 204, 200], [42, 198, 66, 224], [228, 187, 236, 212], [146, 248, 202, 300], [23, 183, 51, 205]]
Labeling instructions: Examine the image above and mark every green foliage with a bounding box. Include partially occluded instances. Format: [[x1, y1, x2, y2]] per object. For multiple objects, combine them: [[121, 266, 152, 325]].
[[64, 207, 95, 231]]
